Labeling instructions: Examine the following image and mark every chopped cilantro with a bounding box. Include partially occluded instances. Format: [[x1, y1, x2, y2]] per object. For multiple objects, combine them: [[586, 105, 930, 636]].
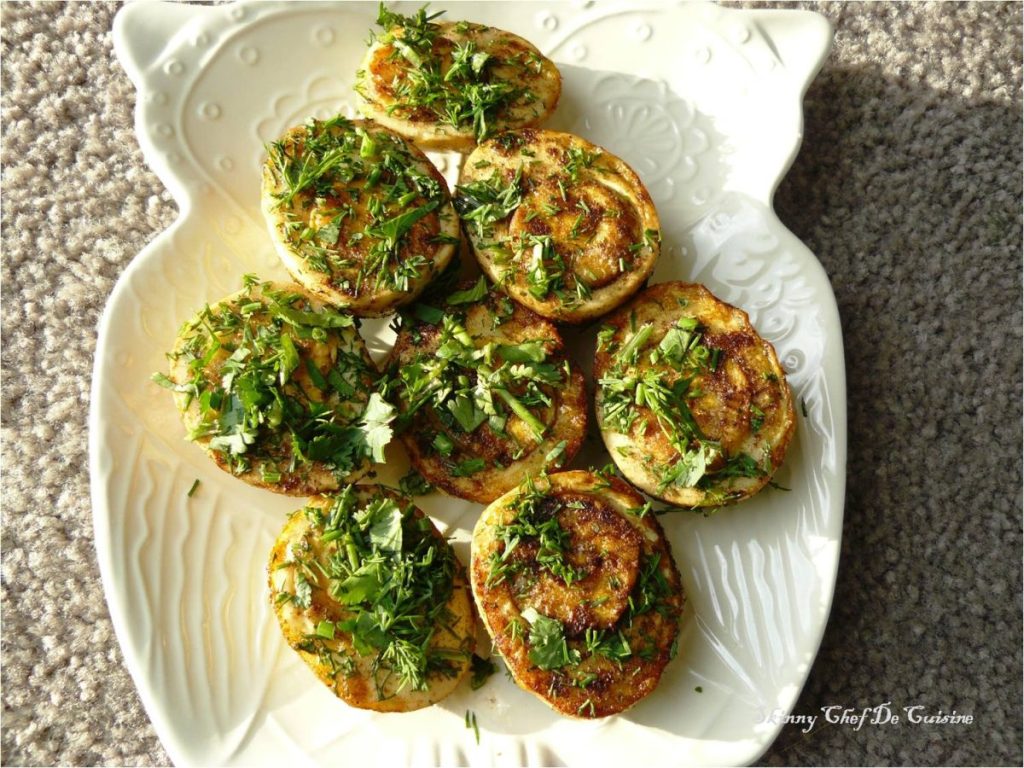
[[358, 392, 397, 463], [521, 607, 580, 670], [293, 571, 313, 609], [521, 233, 562, 300], [446, 275, 489, 305], [365, 200, 438, 246], [412, 303, 444, 324]]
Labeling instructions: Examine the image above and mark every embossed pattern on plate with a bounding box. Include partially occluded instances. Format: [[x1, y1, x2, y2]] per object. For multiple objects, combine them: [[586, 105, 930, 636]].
[[92, 2, 842, 766]]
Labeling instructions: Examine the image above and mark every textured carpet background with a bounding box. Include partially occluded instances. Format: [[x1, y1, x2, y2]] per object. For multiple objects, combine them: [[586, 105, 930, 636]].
[[1, 1, 1020, 765]]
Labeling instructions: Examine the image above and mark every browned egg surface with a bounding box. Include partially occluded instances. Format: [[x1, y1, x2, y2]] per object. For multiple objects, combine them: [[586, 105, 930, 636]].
[[268, 486, 475, 712], [594, 281, 797, 507], [261, 117, 458, 316], [508, 179, 642, 290], [471, 471, 684, 718], [387, 281, 587, 502], [457, 129, 660, 323], [164, 280, 378, 495], [504, 493, 643, 632], [357, 18, 561, 151]]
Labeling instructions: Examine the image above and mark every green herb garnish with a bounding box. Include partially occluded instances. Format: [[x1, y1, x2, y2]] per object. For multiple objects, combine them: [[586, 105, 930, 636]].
[[582, 628, 632, 663], [465, 709, 480, 744], [451, 457, 487, 477], [158, 279, 390, 483], [398, 468, 434, 496], [521, 607, 580, 670], [278, 486, 468, 697], [359, 392, 398, 463], [446, 275, 489, 305], [265, 115, 450, 296], [390, 292, 565, 467], [432, 433, 454, 456], [565, 145, 598, 181], [469, 654, 497, 690], [544, 439, 568, 467], [750, 404, 765, 433], [453, 168, 523, 238], [598, 316, 765, 494], [361, 5, 543, 142], [487, 476, 585, 587]]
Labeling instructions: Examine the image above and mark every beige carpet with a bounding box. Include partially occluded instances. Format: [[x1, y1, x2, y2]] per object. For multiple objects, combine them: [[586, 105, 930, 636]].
[[2, 1, 1021, 765]]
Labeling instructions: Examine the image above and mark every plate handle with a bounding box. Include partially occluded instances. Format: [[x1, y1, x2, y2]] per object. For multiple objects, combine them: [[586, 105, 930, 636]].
[[112, 1, 200, 86], [750, 10, 834, 93]]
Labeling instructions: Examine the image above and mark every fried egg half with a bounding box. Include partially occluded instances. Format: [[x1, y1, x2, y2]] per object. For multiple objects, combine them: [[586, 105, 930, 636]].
[[457, 129, 661, 323], [386, 278, 587, 503], [260, 116, 459, 316], [470, 470, 684, 718], [160, 279, 380, 495], [594, 282, 797, 507], [269, 485, 475, 711], [356, 11, 561, 152]]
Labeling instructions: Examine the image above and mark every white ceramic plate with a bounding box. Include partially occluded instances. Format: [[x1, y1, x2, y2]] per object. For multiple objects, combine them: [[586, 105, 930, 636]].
[[92, 2, 843, 765]]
